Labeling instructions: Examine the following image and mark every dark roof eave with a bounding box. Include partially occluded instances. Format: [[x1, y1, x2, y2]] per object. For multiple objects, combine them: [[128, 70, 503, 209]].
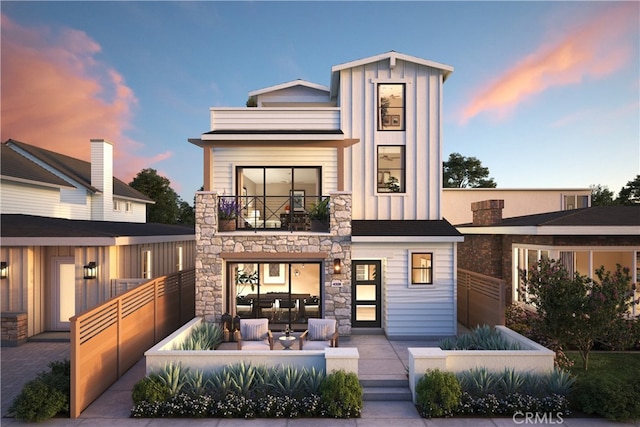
[[352, 220, 463, 237]]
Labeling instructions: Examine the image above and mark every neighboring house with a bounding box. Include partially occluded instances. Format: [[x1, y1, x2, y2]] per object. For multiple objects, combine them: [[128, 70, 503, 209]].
[[456, 200, 640, 315], [443, 188, 591, 226], [189, 51, 463, 338], [0, 139, 196, 345], [1, 139, 151, 222]]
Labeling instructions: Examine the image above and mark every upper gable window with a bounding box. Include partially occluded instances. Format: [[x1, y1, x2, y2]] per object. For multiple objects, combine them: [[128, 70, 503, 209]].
[[378, 84, 405, 131]]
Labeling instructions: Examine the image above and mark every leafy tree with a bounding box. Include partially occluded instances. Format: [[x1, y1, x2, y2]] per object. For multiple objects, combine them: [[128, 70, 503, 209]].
[[522, 259, 637, 370], [130, 168, 191, 224], [443, 152, 497, 188], [617, 175, 640, 206], [590, 184, 617, 206], [177, 200, 195, 225]]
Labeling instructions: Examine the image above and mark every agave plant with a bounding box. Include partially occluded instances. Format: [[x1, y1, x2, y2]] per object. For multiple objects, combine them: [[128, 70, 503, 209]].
[[440, 325, 522, 350], [174, 322, 224, 350], [543, 367, 576, 396], [271, 365, 307, 398], [498, 368, 526, 397], [457, 367, 496, 397], [303, 367, 326, 395], [228, 362, 260, 397], [156, 362, 188, 397]]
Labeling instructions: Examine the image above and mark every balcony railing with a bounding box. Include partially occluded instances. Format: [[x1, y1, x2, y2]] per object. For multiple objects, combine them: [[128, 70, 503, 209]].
[[218, 195, 330, 232]]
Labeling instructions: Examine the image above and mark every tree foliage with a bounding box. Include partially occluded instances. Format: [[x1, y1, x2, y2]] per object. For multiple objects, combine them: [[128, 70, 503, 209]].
[[129, 168, 194, 224], [443, 152, 496, 188], [617, 174, 640, 206], [590, 175, 640, 206], [521, 259, 637, 370]]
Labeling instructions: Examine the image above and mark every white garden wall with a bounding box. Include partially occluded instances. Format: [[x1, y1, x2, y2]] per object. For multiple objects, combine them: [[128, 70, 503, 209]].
[[407, 326, 555, 404], [145, 317, 358, 375]]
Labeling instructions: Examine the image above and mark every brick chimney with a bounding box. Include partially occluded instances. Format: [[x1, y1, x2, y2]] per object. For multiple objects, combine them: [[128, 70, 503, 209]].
[[90, 139, 113, 220], [471, 199, 504, 226]]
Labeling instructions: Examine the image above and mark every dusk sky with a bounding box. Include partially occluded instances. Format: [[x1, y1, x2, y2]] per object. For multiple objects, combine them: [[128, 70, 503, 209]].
[[2, 1, 638, 202]]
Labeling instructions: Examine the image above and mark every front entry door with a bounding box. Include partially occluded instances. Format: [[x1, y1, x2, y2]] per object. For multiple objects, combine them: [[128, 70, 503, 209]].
[[352, 260, 381, 328]]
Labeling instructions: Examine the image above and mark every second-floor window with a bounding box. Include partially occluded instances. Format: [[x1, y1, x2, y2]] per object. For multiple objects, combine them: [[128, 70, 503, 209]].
[[378, 83, 405, 131], [563, 195, 589, 210], [377, 146, 405, 193]]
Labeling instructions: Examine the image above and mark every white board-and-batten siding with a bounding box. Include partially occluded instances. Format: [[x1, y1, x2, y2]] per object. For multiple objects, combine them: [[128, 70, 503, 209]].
[[211, 147, 338, 195], [353, 241, 457, 337], [338, 59, 444, 222]]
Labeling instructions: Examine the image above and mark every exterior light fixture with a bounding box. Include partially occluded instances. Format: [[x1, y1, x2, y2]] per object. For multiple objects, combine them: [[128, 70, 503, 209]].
[[83, 262, 97, 279], [333, 258, 341, 274], [0, 262, 7, 279]]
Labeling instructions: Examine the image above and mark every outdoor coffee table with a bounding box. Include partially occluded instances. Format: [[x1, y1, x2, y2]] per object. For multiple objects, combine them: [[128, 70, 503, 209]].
[[278, 335, 296, 350]]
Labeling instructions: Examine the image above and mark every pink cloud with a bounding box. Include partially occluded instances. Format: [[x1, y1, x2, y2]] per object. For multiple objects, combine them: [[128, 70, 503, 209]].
[[460, 3, 638, 124], [0, 14, 172, 182]]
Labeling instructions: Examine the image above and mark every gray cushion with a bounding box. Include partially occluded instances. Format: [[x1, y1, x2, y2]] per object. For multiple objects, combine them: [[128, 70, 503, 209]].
[[242, 322, 265, 340], [310, 322, 330, 341]]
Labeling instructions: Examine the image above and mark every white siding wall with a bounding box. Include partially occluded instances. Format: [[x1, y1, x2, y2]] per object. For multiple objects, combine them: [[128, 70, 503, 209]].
[[353, 241, 457, 337], [210, 108, 340, 131], [212, 147, 338, 195], [1, 181, 92, 219], [339, 59, 445, 221]]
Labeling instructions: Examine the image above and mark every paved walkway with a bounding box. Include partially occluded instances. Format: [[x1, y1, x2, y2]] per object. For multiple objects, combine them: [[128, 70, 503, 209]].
[[2, 336, 636, 426]]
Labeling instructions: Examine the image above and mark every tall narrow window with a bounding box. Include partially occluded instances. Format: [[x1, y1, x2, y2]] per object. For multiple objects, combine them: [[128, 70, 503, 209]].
[[411, 253, 433, 285], [176, 246, 184, 271], [377, 146, 405, 193], [378, 83, 405, 131], [142, 249, 152, 279]]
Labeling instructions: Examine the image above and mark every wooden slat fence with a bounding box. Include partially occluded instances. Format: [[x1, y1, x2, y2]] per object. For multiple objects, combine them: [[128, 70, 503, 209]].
[[70, 269, 195, 418], [457, 268, 505, 329]]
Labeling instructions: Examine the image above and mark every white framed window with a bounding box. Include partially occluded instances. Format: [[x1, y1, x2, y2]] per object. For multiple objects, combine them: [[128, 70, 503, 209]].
[[377, 146, 405, 193], [409, 252, 433, 286], [378, 83, 405, 131], [563, 195, 589, 210], [113, 200, 122, 211], [125, 201, 132, 213]]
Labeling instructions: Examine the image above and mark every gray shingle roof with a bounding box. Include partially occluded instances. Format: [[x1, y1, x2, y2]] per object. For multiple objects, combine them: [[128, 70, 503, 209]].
[[2, 139, 153, 202], [352, 220, 462, 237], [459, 206, 640, 228], [1, 214, 194, 238]]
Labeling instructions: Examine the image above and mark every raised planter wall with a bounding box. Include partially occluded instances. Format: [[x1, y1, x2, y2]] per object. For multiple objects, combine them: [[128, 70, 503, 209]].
[[145, 317, 358, 375], [407, 326, 555, 404]]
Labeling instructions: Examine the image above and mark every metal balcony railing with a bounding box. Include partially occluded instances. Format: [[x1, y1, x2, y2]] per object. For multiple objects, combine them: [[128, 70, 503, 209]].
[[218, 195, 330, 232]]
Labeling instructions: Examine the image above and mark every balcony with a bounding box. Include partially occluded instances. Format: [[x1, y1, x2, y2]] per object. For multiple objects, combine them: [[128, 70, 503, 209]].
[[218, 195, 330, 233], [209, 108, 341, 134]]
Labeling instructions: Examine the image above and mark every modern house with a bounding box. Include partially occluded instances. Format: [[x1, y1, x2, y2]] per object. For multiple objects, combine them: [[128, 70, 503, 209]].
[[442, 188, 592, 226], [1, 139, 196, 345], [456, 200, 640, 315], [189, 51, 463, 338]]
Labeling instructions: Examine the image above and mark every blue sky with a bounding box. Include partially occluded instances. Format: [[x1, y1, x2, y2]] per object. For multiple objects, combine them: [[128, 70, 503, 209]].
[[2, 1, 638, 202]]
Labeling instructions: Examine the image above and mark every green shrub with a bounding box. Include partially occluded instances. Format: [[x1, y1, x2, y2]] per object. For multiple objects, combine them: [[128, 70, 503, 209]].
[[132, 374, 171, 405], [8, 359, 70, 422], [573, 375, 640, 421], [8, 378, 67, 422], [319, 370, 362, 418], [416, 369, 461, 418]]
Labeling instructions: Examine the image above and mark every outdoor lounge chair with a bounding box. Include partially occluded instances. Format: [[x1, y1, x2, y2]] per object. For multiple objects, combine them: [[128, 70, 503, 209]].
[[234, 318, 273, 350], [299, 318, 338, 350]]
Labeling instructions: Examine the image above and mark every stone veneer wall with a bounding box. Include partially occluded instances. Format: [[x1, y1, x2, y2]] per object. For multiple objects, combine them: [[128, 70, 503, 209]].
[[195, 192, 353, 335], [1, 312, 28, 347]]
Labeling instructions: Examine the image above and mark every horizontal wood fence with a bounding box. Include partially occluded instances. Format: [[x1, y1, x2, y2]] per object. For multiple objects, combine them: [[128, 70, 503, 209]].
[[70, 269, 195, 418], [457, 269, 505, 329]]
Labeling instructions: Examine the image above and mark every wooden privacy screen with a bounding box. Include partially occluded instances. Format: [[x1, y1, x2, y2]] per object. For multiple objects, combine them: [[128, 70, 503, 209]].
[[70, 269, 195, 418], [457, 269, 505, 329]]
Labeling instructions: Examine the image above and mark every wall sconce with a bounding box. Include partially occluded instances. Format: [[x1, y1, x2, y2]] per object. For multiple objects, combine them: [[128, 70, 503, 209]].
[[0, 262, 7, 279], [333, 258, 341, 274], [83, 262, 97, 279]]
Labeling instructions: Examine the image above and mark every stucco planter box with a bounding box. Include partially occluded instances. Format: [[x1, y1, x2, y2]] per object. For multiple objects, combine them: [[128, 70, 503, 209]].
[[145, 317, 358, 375], [407, 326, 555, 404]]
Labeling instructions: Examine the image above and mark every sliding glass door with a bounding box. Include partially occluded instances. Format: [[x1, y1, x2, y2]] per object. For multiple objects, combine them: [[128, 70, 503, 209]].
[[228, 261, 321, 330]]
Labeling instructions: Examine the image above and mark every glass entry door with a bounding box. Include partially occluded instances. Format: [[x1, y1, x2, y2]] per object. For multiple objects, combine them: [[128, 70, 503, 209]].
[[352, 260, 381, 328]]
